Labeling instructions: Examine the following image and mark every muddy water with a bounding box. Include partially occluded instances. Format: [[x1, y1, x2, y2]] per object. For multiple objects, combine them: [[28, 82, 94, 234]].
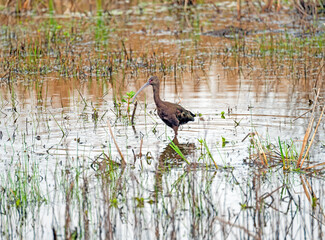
[[0, 2, 325, 239]]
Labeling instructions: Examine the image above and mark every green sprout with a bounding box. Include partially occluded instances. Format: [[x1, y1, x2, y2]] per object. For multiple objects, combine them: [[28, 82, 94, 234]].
[[221, 111, 225, 119], [122, 91, 135, 113]]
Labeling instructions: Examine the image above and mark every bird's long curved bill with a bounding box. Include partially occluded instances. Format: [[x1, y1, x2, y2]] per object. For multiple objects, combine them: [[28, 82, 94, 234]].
[[132, 81, 150, 103]]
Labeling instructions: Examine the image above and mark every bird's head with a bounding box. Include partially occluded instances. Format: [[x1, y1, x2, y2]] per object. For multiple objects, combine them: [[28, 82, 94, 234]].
[[132, 76, 159, 103], [148, 76, 159, 86]]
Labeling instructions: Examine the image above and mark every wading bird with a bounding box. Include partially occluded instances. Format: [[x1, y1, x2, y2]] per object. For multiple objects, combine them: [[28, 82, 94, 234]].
[[132, 76, 195, 136]]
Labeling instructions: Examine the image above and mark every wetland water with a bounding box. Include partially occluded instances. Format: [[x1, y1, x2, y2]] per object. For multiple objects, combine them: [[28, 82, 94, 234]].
[[0, 1, 325, 239]]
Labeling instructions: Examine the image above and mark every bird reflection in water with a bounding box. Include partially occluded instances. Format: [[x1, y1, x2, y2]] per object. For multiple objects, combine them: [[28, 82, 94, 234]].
[[154, 137, 196, 195]]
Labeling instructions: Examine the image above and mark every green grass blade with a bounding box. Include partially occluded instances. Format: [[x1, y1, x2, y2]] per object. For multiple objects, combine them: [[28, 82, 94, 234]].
[[168, 137, 189, 165]]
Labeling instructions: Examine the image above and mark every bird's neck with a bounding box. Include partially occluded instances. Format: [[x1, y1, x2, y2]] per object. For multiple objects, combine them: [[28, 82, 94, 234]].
[[152, 84, 163, 107]]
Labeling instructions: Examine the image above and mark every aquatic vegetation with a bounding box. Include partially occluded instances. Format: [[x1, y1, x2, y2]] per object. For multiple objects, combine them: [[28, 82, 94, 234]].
[[245, 89, 325, 174], [168, 137, 189, 164], [0, 1, 324, 239]]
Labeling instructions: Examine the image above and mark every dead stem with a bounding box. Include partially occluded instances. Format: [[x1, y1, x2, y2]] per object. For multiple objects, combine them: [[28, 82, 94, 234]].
[[107, 120, 126, 166], [303, 162, 325, 170], [293, 109, 312, 122], [131, 101, 137, 125], [254, 131, 268, 166], [139, 137, 143, 159], [297, 88, 320, 167], [300, 176, 312, 204], [214, 216, 258, 239], [297, 117, 314, 166], [299, 104, 325, 168]]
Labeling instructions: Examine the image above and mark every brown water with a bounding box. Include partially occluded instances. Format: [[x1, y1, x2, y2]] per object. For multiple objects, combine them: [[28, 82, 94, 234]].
[[0, 1, 325, 239]]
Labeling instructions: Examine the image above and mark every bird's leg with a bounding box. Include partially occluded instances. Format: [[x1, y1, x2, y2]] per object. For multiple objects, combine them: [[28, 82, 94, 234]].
[[172, 126, 178, 136], [172, 136, 179, 145]]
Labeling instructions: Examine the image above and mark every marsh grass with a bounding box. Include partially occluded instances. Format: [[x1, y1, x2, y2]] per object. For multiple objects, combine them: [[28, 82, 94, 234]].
[[198, 138, 218, 169], [243, 86, 324, 172], [248, 112, 325, 173], [0, 1, 325, 239], [168, 137, 189, 164]]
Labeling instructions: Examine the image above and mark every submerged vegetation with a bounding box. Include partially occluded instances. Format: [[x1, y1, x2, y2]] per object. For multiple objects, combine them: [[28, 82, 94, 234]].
[[0, 0, 325, 239]]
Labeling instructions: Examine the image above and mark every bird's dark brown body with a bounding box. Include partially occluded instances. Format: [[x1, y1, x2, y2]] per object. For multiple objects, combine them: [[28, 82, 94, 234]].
[[132, 76, 195, 136]]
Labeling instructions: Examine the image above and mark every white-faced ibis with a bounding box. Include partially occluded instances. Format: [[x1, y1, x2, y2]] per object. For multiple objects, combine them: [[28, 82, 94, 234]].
[[132, 76, 195, 136]]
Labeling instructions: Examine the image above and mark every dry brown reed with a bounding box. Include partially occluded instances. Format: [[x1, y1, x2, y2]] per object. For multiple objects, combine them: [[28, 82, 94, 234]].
[[107, 120, 126, 166], [297, 88, 323, 169]]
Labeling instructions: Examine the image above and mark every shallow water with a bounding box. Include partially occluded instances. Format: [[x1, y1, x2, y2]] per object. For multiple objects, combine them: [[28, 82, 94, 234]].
[[0, 1, 325, 239]]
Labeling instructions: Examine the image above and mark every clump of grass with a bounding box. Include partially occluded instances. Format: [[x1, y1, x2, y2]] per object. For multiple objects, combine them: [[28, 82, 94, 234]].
[[246, 99, 324, 173], [168, 137, 189, 164], [198, 138, 218, 169]]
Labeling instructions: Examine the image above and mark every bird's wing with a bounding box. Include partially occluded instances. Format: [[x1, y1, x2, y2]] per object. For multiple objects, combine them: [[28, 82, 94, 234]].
[[157, 107, 179, 128], [175, 106, 195, 124]]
